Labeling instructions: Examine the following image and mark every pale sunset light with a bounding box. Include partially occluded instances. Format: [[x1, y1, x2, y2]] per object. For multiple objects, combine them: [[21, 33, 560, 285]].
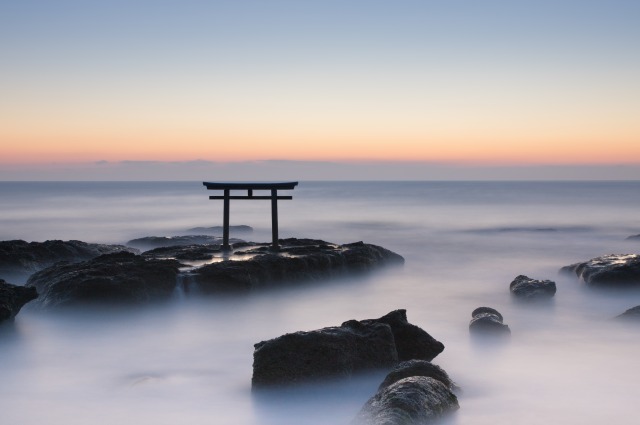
[[1, 0, 639, 179]]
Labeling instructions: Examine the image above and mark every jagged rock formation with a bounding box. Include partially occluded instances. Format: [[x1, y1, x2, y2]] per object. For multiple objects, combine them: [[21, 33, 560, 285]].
[[251, 310, 442, 388], [561, 254, 640, 288], [195, 238, 404, 294], [26, 252, 182, 309], [0, 279, 38, 322], [509, 275, 556, 300], [0, 239, 136, 283]]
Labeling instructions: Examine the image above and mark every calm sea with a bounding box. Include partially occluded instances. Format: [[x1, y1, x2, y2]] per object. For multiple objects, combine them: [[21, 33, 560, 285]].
[[1, 181, 639, 425]]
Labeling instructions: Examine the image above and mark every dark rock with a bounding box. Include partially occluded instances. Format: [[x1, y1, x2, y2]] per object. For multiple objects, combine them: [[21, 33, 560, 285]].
[[471, 306, 503, 322], [0, 279, 38, 322], [560, 254, 640, 288], [360, 310, 444, 362], [142, 244, 222, 261], [0, 239, 137, 283], [126, 235, 240, 250], [25, 252, 182, 309], [353, 376, 459, 425], [626, 234, 640, 241], [378, 360, 456, 392], [509, 275, 556, 300], [252, 319, 398, 388], [469, 307, 510, 336], [616, 305, 640, 321], [194, 238, 404, 294], [251, 309, 442, 388], [186, 225, 253, 234]]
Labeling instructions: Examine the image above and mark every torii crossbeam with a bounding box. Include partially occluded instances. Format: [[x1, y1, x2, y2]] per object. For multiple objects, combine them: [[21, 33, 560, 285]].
[[202, 181, 299, 251]]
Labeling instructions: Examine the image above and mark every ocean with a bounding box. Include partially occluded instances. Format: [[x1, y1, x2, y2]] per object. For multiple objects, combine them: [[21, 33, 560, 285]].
[[1, 180, 639, 425]]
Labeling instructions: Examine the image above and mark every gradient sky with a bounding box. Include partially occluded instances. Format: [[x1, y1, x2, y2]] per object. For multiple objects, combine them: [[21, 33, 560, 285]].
[[1, 0, 640, 178]]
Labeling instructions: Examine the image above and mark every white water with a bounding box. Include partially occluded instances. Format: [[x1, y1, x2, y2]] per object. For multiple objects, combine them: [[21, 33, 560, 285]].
[[1, 181, 640, 424]]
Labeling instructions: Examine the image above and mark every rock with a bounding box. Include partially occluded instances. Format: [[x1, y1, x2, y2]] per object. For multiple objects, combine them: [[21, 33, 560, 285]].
[[252, 319, 398, 388], [142, 244, 222, 261], [0, 279, 38, 322], [469, 307, 510, 336], [186, 225, 253, 234], [616, 305, 640, 321], [25, 252, 182, 309], [560, 254, 640, 288], [377, 360, 456, 392], [0, 239, 137, 283], [509, 275, 556, 300], [626, 234, 640, 241], [360, 310, 444, 362], [353, 376, 459, 425], [126, 235, 238, 250], [251, 309, 442, 388], [194, 238, 405, 294]]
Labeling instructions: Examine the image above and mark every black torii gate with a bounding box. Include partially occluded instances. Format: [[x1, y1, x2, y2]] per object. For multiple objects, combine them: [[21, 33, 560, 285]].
[[202, 181, 299, 251]]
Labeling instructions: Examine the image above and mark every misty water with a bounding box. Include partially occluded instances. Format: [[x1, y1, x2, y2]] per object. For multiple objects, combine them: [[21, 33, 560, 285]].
[[1, 181, 640, 425]]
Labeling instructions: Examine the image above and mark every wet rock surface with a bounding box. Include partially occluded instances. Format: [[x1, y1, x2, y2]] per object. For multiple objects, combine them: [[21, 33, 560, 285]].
[[126, 235, 237, 250], [353, 376, 459, 425], [251, 309, 442, 388], [0, 239, 137, 283], [26, 252, 183, 309], [469, 307, 510, 336], [509, 275, 556, 300], [195, 238, 405, 294], [0, 279, 38, 322], [142, 244, 222, 261], [377, 360, 456, 392], [561, 254, 640, 288]]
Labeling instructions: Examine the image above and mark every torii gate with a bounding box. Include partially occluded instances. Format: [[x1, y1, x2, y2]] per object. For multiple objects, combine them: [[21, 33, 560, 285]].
[[202, 181, 299, 251]]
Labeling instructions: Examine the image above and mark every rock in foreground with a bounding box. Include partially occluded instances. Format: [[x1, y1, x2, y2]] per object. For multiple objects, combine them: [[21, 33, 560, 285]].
[[509, 275, 556, 300], [195, 238, 405, 294], [469, 307, 510, 336], [0, 279, 38, 322], [353, 376, 459, 425], [252, 309, 442, 388], [0, 239, 136, 283], [26, 252, 182, 309], [561, 254, 640, 288]]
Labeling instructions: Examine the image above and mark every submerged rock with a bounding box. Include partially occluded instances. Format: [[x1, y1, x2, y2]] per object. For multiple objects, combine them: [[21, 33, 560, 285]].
[[186, 225, 253, 234], [0, 279, 38, 322], [469, 307, 510, 336], [509, 275, 556, 300], [195, 238, 404, 294], [26, 252, 182, 309], [616, 305, 640, 322], [561, 254, 640, 288], [0, 239, 137, 283], [353, 376, 459, 425], [251, 309, 442, 388]]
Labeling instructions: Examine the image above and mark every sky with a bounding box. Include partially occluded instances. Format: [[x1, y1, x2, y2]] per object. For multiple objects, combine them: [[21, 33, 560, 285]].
[[1, 0, 639, 180]]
